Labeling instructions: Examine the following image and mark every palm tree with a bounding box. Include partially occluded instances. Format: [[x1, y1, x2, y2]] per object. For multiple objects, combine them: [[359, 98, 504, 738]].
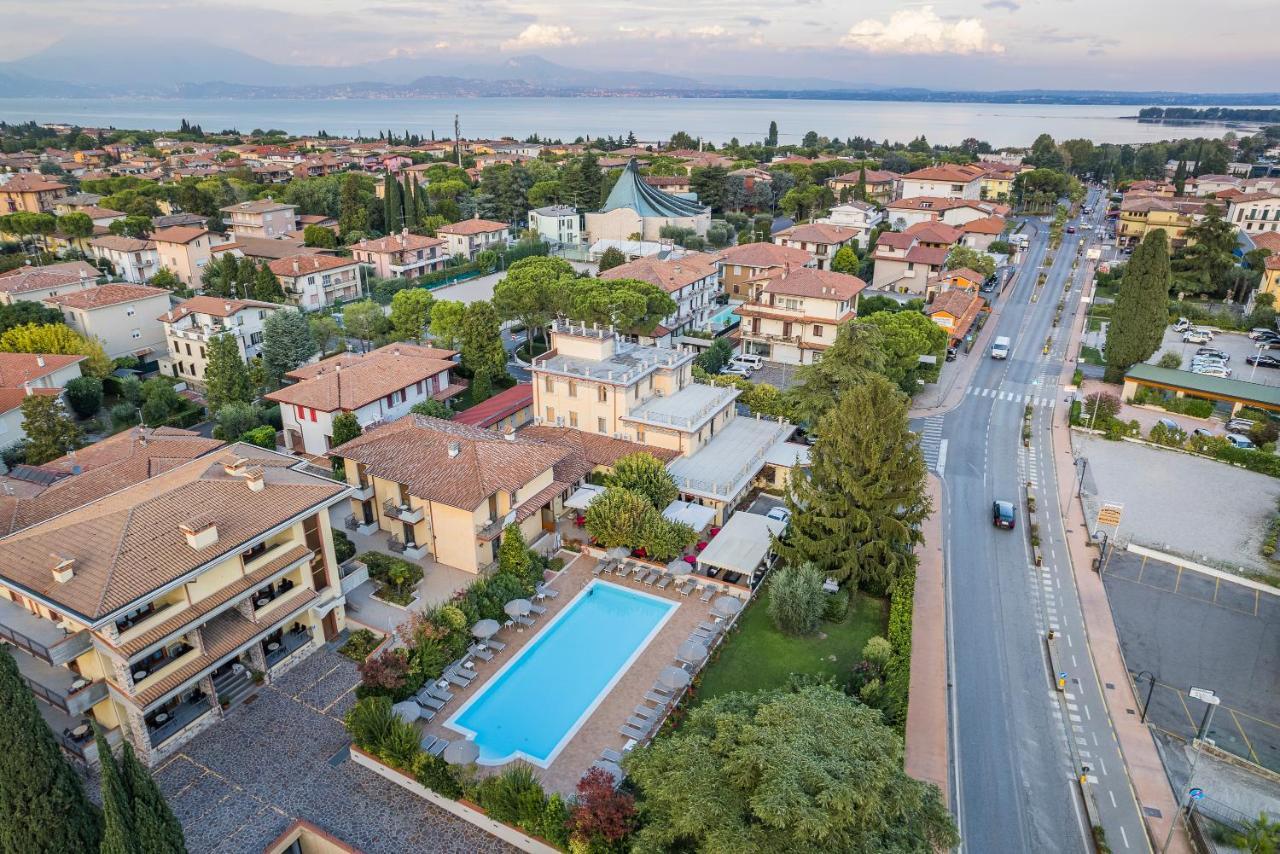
[[1227, 813, 1279, 854]]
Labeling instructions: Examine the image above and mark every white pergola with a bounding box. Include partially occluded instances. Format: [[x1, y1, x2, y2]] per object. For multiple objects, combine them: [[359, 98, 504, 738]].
[[697, 512, 786, 578], [564, 483, 606, 511], [661, 499, 717, 531]]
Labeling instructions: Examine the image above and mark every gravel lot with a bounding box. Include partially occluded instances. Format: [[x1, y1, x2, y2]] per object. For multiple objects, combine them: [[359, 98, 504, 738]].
[[1148, 327, 1280, 388], [1075, 434, 1280, 574]]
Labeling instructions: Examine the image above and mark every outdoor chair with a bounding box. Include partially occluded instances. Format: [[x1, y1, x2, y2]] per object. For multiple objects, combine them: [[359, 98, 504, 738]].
[[699, 585, 716, 603], [634, 705, 658, 720], [643, 691, 670, 706], [514, 614, 535, 627], [483, 638, 507, 652], [698, 621, 722, 635], [420, 735, 438, 752], [537, 583, 560, 599], [593, 562, 605, 577], [529, 603, 547, 615], [428, 739, 448, 757], [467, 644, 494, 662], [678, 580, 696, 596], [625, 715, 653, 732], [417, 694, 445, 711], [615, 563, 632, 579], [425, 683, 454, 702], [619, 724, 648, 740], [656, 575, 673, 590], [601, 748, 624, 764]]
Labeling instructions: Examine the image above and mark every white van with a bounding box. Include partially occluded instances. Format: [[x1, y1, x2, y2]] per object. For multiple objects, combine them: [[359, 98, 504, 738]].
[[730, 354, 763, 372], [991, 336, 1011, 360]]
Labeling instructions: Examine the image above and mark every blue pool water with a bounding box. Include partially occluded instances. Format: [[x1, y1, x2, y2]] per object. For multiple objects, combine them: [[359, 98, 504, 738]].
[[708, 303, 742, 330], [446, 581, 676, 766]]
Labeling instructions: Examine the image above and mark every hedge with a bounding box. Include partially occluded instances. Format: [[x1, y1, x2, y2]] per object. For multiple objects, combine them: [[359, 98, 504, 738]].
[[1132, 387, 1214, 419], [881, 567, 916, 731]]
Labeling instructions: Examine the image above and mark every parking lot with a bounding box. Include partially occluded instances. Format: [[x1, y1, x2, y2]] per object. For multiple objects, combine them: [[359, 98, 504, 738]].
[[1148, 327, 1280, 388], [1103, 549, 1280, 773]]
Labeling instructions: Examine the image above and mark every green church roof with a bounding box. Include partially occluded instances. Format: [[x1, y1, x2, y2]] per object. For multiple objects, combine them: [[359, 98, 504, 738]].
[[601, 159, 710, 219]]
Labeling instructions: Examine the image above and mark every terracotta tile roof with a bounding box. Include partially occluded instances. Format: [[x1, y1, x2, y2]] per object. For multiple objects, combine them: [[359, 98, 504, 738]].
[[1252, 232, 1280, 253], [599, 252, 719, 293], [1229, 191, 1280, 203], [516, 424, 679, 484], [905, 245, 950, 266], [0, 353, 83, 385], [960, 216, 1007, 235], [436, 218, 510, 236], [905, 221, 963, 245], [902, 164, 985, 183], [44, 283, 169, 310], [354, 232, 446, 254], [716, 242, 812, 269], [876, 232, 916, 250], [886, 196, 968, 211], [0, 387, 60, 415], [756, 267, 866, 302], [927, 290, 985, 340], [41, 427, 213, 476], [219, 198, 296, 214], [774, 223, 860, 246], [151, 226, 211, 245], [89, 235, 156, 253], [940, 267, 986, 285], [0, 174, 68, 193], [0, 445, 345, 621], [159, 295, 279, 323], [0, 262, 99, 294], [830, 169, 898, 184], [1265, 254, 1280, 271], [334, 415, 570, 512], [267, 254, 357, 277], [284, 343, 457, 381], [451, 383, 533, 427], [77, 206, 124, 220], [266, 344, 459, 412]]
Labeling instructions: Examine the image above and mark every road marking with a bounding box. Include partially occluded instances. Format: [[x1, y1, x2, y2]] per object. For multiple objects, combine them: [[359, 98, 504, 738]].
[[1109, 790, 1117, 809]]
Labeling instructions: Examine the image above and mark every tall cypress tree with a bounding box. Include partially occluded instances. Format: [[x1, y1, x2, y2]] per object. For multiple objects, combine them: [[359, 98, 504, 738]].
[[120, 741, 186, 854], [1104, 228, 1171, 382], [96, 728, 137, 854], [0, 646, 101, 853], [382, 173, 396, 234]]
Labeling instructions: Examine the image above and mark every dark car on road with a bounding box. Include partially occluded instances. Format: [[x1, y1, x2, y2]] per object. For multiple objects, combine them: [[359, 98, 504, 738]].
[[992, 500, 1016, 529], [1247, 354, 1280, 369]]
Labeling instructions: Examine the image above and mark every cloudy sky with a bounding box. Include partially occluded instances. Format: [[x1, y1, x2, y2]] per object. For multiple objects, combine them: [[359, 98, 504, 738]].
[[6, 0, 1278, 90]]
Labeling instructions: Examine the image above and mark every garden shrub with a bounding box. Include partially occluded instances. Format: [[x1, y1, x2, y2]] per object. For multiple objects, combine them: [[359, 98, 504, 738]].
[[332, 530, 356, 564], [378, 717, 422, 770], [239, 425, 276, 448], [768, 563, 827, 636], [822, 588, 850, 623], [882, 567, 916, 730], [412, 750, 463, 798], [338, 628, 382, 661], [470, 764, 551, 831], [1149, 422, 1187, 448], [345, 695, 396, 752]]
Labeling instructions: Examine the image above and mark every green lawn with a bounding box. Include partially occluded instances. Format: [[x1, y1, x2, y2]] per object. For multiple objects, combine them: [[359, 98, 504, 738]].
[[1079, 345, 1105, 366], [695, 586, 887, 701]]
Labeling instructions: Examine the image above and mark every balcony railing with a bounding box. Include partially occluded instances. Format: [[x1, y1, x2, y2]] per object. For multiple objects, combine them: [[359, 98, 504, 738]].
[[350, 479, 374, 500], [0, 598, 91, 666], [130, 642, 196, 688], [383, 499, 424, 524], [264, 625, 312, 667], [147, 696, 214, 748]]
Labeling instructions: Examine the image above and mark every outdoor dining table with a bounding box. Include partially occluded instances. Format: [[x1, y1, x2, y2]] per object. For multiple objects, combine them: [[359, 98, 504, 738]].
[[71, 724, 89, 739], [267, 641, 280, 652], [132, 670, 148, 681], [154, 712, 169, 724]]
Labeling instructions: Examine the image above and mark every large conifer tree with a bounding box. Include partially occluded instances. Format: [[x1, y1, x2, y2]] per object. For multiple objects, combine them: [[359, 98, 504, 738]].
[[1104, 228, 1171, 382], [120, 741, 186, 854], [96, 728, 136, 854]]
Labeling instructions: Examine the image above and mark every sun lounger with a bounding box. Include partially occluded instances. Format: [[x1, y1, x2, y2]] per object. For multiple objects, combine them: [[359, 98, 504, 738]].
[[536, 583, 559, 598], [634, 705, 658, 719], [638, 570, 655, 586], [650, 683, 673, 698], [678, 580, 696, 596], [428, 739, 448, 757], [643, 691, 670, 706], [698, 621, 722, 635], [420, 734, 439, 752], [416, 705, 436, 721], [529, 603, 547, 615], [483, 638, 507, 652], [614, 562, 631, 579], [619, 724, 648, 740], [656, 574, 673, 590], [699, 585, 716, 602], [625, 716, 654, 732], [592, 562, 605, 576], [468, 644, 494, 662], [514, 614, 535, 627], [691, 627, 714, 641], [424, 684, 453, 702], [417, 694, 445, 711], [445, 671, 470, 687]]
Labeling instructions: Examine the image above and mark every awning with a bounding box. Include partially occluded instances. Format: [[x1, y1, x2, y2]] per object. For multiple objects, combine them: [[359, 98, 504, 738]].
[[697, 512, 786, 576], [661, 499, 717, 531], [565, 483, 606, 510]]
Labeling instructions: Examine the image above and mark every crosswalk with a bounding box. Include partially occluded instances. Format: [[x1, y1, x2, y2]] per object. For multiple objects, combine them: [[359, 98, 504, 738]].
[[920, 415, 945, 474], [967, 386, 1058, 408]]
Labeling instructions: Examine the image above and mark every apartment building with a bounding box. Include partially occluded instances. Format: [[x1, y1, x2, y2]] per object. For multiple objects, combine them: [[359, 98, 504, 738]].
[[158, 296, 281, 387], [266, 343, 466, 457], [899, 164, 985, 200], [0, 353, 85, 449], [716, 242, 814, 299], [0, 261, 100, 305], [436, 218, 510, 261], [598, 252, 722, 343], [737, 267, 865, 366], [333, 416, 569, 570], [219, 199, 300, 238], [0, 443, 349, 766], [826, 169, 899, 205], [267, 255, 362, 310], [351, 231, 449, 279], [884, 197, 1009, 231], [772, 222, 860, 270], [816, 201, 884, 249], [151, 227, 235, 290], [43, 284, 171, 362], [88, 235, 159, 283], [1226, 193, 1280, 236], [0, 173, 69, 213], [1117, 195, 1207, 248], [528, 205, 582, 246], [871, 232, 950, 294]]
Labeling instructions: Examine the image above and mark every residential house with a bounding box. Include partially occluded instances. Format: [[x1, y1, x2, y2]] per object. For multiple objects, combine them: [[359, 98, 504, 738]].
[[0, 261, 100, 305], [1225, 192, 1280, 237], [151, 213, 208, 230], [436, 218, 510, 261], [528, 205, 582, 246], [716, 242, 814, 299], [642, 176, 692, 194], [977, 165, 1019, 202], [0, 353, 85, 450], [158, 296, 281, 387], [266, 343, 466, 457], [53, 193, 105, 214], [826, 169, 900, 205], [219, 199, 299, 238], [926, 289, 986, 345], [351, 231, 449, 279], [43, 284, 171, 363], [884, 197, 1008, 231], [88, 236, 159, 284], [1186, 174, 1242, 196], [736, 267, 865, 365], [333, 416, 569, 569], [151, 227, 234, 290], [1117, 195, 1207, 248], [959, 216, 1008, 251], [899, 164, 985, 200], [0, 443, 350, 766], [904, 220, 964, 251], [0, 173, 69, 213], [451, 383, 534, 433], [871, 231, 950, 294], [211, 235, 321, 265], [816, 201, 884, 249], [772, 222, 860, 270], [598, 252, 722, 344], [931, 267, 986, 292], [267, 255, 361, 310], [1260, 254, 1280, 300]]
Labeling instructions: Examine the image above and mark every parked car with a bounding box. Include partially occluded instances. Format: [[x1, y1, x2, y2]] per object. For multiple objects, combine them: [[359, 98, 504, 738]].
[[992, 500, 1016, 530], [1195, 347, 1228, 361], [729, 354, 763, 372], [1246, 354, 1280, 369], [1227, 417, 1257, 433], [1225, 433, 1256, 450], [1174, 318, 1191, 333], [1249, 328, 1279, 341], [1193, 366, 1231, 378], [721, 365, 753, 378], [1156, 417, 1181, 432], [946, 344, 958, 362], [1182, 331, 1212, 344], [1191, 427, 1218, 439], [765, 506, 791, 526]]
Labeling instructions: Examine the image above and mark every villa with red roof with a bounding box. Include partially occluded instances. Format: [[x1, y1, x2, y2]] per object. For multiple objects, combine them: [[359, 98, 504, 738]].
[[736, 267, 866, 365], [267, 255, 361, 310], [436, 218, 510, 261], [871, 231, 951, 294], [351, 230, 448, 279], [0, 353, 85, 447], [43, 284, 172, 361]]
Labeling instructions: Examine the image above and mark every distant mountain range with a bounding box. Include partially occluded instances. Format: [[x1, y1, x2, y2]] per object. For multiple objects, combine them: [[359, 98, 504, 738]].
[[2, 36, 1278, 106]]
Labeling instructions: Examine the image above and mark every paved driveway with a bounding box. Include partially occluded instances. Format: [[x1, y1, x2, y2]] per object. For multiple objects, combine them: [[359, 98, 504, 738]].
[[154, 649, 514, 854]]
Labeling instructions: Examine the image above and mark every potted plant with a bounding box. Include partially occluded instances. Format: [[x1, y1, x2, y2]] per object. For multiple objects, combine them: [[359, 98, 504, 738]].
[[218, 693, 230, 710]]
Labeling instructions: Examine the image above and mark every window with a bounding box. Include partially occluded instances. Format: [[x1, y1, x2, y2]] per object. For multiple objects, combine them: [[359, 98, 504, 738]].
[[126, 306, 136, 316], [544, 376, 554, 393], [635, 427, 645, 442], [185, 342, 192, 356], [812, 324, 823, 337], [598, 385, 607, 402], [172, 340, 180, 354], [569, 411, 578, 427], [597, 417, 606, 433], [249, 332, 263, 346], [295, 405, 306, 420], [567, 380, 577, 398], [545, 406, 555, 422], [131, 329, 141, 339]]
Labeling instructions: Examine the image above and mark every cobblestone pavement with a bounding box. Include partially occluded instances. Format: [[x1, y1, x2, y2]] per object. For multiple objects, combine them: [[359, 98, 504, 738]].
[[155, 649, 515, 854]]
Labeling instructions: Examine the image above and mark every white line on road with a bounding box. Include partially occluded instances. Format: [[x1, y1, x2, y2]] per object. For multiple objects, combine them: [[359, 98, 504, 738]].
[[1084, 705, 1091, 721], [1071, 654, 1078, 667], [1066, 635, 1073, 647], [937, 439, 948, 476], [1098, 757, 1107, 776], [1120, 826, 1130, 848], [1109, 790, 1117, 809]]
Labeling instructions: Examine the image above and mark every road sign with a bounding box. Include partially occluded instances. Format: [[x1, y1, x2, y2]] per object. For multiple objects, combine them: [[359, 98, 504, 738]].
[[1189, 788, 1204, 801], [1190, 687, 1220, 705], [1097, 502, 1123, 527]]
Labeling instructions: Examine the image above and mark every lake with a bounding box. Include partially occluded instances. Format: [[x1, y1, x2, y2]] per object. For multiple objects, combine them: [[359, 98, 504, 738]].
[[0, 96, 1252, 147]]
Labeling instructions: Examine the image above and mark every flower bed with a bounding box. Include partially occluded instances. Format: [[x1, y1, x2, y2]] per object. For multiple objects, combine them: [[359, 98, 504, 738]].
[[338, 628, 384, 662], [357, 551, 422, 606]]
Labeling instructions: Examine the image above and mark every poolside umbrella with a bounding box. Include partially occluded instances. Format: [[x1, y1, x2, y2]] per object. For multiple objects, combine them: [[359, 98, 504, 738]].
[[666, 558, 687, 573], [606, 546, 630, 561], [504, 599, 532, 618], [711, 595, 743, 619], [676, 640, 708, 666], [657, 665, 691, 692], [471, 619, 501, 640], [590, 759, 624, 786], [443, 739, 480, 766], [391, 701, 420, 723]]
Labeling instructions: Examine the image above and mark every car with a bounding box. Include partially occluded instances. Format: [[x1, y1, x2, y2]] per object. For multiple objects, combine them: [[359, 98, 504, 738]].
[[721, 365, 753, 378], [1156, 417, 1181, 432], [1227, 417, 1257, 433], [1191, 427, 1218, 439], [1192, 360, 1228, 372], [1066, 225, 1076, 234], [946, 344, 958, 362], [1225, 433, 1256, 450], [729, 354, 763, 372], [1174, 318, 1191, 332], [1193, 366, 1231, 378], [1191, 354, 1228, 365], [1182, 332, 1211, 344], [1247, 354, 1280, 369], [1188, 325, 1216, 338], [765, 506, 791, 526], [992, 500, 1016, 530], [1194, 347, 1228, 360], [1249, 328, 1279, 340]]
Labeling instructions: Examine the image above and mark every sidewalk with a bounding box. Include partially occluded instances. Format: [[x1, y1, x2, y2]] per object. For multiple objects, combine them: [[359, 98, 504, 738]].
[[904, 473, 949, 806], [1052, 277, 1191, 854]]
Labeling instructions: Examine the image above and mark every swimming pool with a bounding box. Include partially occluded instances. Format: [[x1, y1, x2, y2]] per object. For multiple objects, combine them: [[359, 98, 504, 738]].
[[445, 580, 677, 767], [707, 302, 742, 331]]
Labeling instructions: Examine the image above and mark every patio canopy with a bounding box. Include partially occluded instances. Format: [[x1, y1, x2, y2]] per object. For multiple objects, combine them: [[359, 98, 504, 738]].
[[657, 665, 691, 692], [391, 701, 420, 723], [504, 599, 531, 618], [471, 619, 501, 640], [661, 499, 717, 532], [565, 483, 606, 510], [443, 739, 479, 765], [696, 511, 786, 576]]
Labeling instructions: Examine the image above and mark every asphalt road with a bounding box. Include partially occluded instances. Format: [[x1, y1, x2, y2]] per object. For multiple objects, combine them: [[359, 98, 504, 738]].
[[939, 193, 1151, 852]]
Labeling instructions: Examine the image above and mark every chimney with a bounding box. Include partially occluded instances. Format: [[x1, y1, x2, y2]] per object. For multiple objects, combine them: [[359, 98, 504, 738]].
[[22, 381, 31, 397], [292, 258, 299, 274], [242, 465, 266, 492], [179, 515, 219, 550], [503, 426, 515, 442], [36, 355, 46, 368], [51, 553, 75, 584], [224, 302, 232, 312], [447, 441, 461, 458], [222, 456, 249, 476]]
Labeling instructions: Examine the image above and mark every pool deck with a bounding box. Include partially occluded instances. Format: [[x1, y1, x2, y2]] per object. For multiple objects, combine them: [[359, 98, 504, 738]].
[[418, 552, 717, 794]]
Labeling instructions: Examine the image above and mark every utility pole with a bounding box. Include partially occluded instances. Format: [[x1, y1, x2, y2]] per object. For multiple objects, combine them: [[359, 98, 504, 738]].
[[1162, 687, 1219, 853], [454, 114, 462, 169]]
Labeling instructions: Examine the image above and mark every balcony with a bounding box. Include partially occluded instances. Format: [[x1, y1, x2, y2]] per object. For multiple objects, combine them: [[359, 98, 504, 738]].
[[115, 599, 176, 638], [350, 479, 375, 501], [130, 641, 197, 691], [146, 694, 215, 748], [10, 646, 108, 716], [263, 624, 313, 668], [383, 499, 424, 524], [40, 698, 123, 766], [250, 576, 302, 618], [0, 598, 91, 665]]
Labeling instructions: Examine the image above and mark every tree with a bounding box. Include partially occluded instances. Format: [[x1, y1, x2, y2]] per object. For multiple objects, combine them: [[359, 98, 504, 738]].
[[1226, 812, 1279, 854], [767, 563, 827, 635], [1105, 229, 1171, 382], [492, 256, 573, 354], [776, 374, 928, 593], [1156, 351, 1182, 369], [1171, 204, 1237, 297], [497, 523, 531, 579], [944, 245, 996, 278], [213, 402, 262, 442], [261, 309, 316, 389], [308, 314, 342, 356], [409, 399, 453, 419], [117, 738, 186, 854], [766, 120, 778, 148], [1172, 159, 1188, 195], [786, 322, 887, 426], [330, 412, 362, 449], [829, 246, 859, 275], [97, 727, 136, 854], [107, 215, 152, 239], [148, 268, 184, 294], [20, 395, 82, 465], [568, 767, 636, 848], [863, 310, 949, 393], [338, 173, 371, 237], [459, 301, 508, 401], [0, 301, 64, 335], [56, 212, 94, 246], [584, 487, 653, 549], [0, 646, 101, 853], [342, 300, 389, 353], [251, 263, 285, 303], [564, 278, 676, 333], [138, 378, 185, 427], [694, 337, 734, 374], [302, 224, 337, 248], [63, 375, 103, 418], [389, 288, 435, 344], [625, 684, 957, 852], [0, 322, 112, 381], [606, 452, 678, 509], [203, 333, 253, 412], [429, 300, 466, 349]]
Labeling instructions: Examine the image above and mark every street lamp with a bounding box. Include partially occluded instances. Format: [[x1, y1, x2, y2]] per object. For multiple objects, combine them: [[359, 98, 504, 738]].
[[1161, 687, 1219, 853], [1075, 457, 1089, 498], [1249, 341, 1267, 382], [1134, 670, 1157, 724]]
